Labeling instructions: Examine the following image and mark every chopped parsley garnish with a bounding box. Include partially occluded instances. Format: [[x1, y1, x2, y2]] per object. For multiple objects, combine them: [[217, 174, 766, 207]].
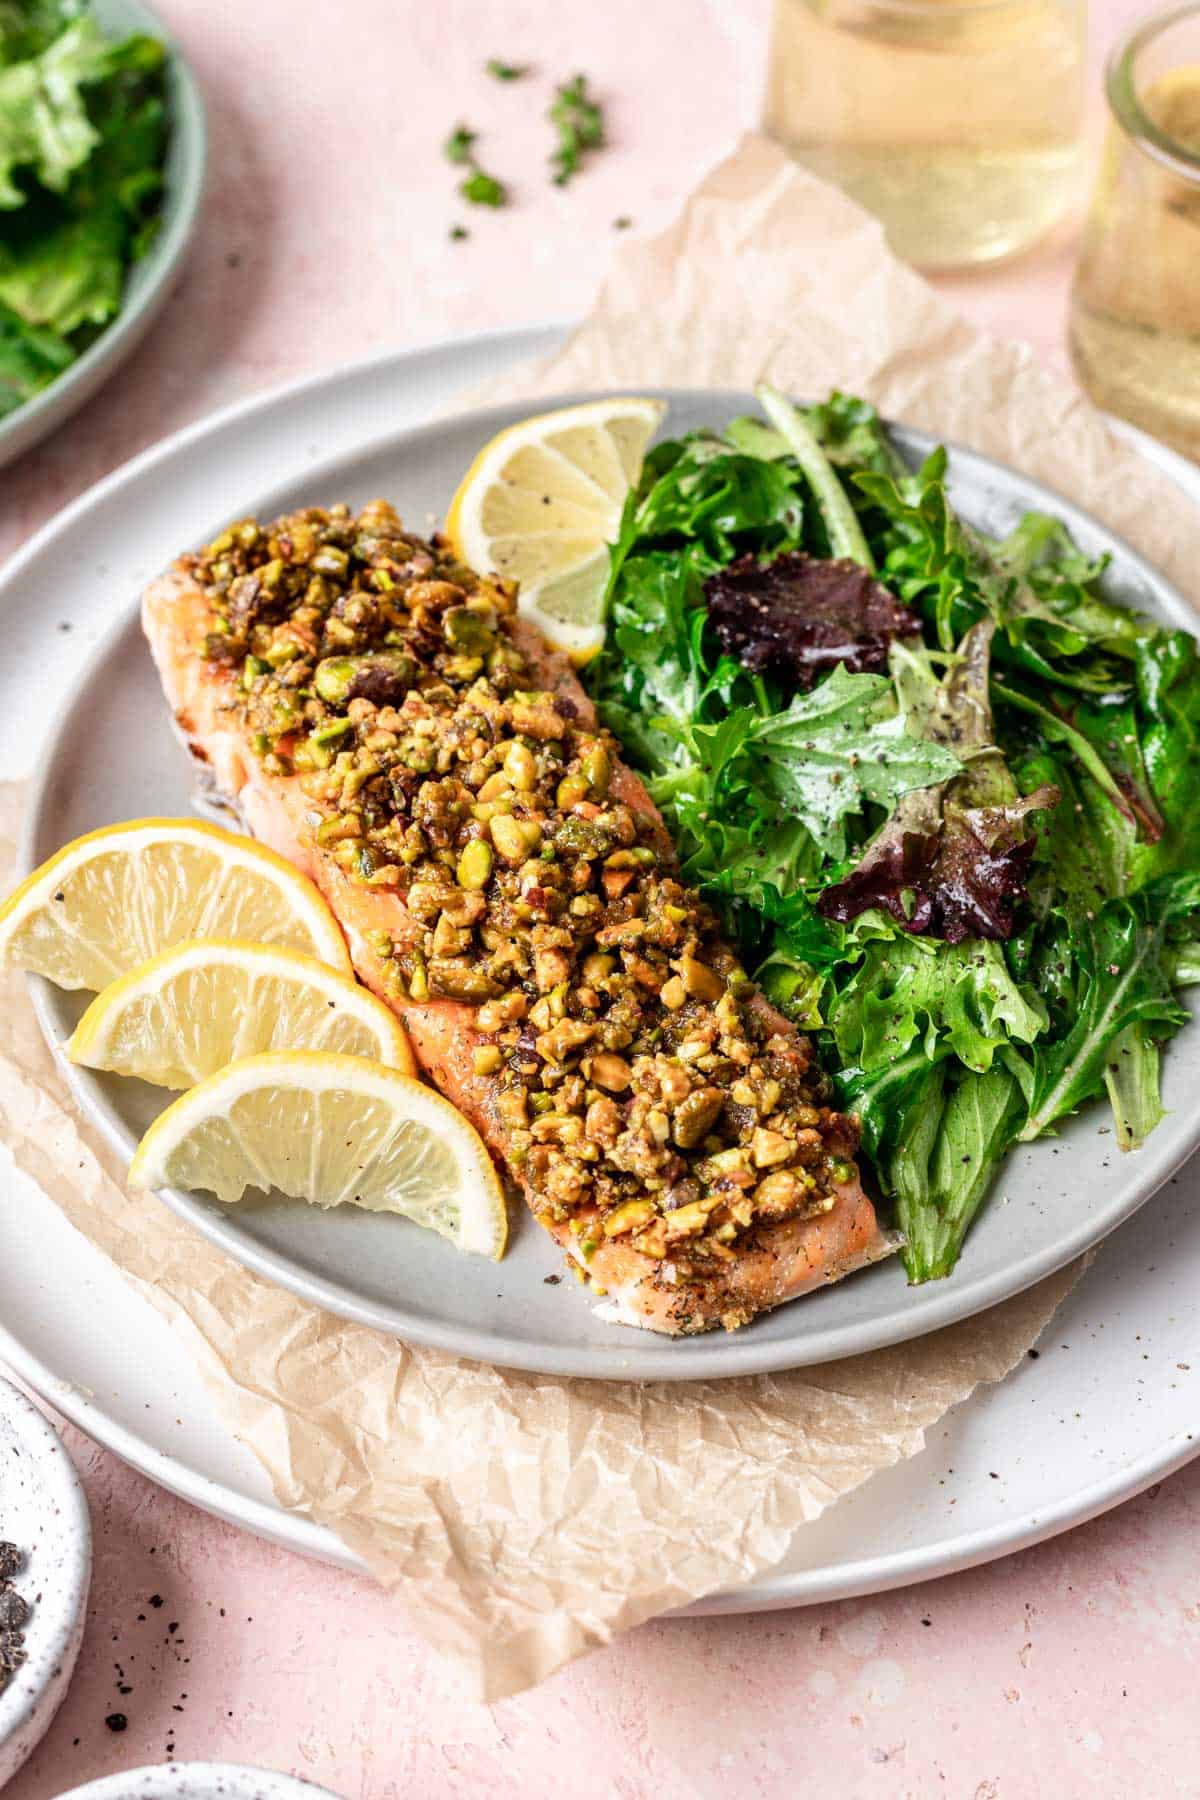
[[486, 58, 528, 81], [613, 215, 633, 230], [548, 74, 604, 185], [449, 224, 470, 241], [443, 123, 508, 208], [459, 168, 508, 208], [443, 124, 477, 165]]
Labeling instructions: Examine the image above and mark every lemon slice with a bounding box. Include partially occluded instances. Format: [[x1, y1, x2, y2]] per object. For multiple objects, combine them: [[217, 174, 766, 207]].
[[128, 1050, 507, 1259], [445, 396, 667, 662], [67, 940, 414, 1090], [0, 819, 350, 991]]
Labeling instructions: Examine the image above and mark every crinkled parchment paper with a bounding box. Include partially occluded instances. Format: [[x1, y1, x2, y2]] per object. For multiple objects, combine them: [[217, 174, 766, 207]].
[[7, 135, 1193, 1701]]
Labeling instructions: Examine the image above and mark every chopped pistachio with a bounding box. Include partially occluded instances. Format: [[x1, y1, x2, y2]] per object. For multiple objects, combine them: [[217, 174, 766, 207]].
[[457, 838, 493, 890]]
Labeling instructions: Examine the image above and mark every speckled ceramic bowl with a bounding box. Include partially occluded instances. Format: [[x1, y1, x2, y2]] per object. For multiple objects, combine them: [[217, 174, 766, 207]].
[[0, 1377, 91, 1786], [54, 1765, 344, 1800], [0, 0, 207, 469]]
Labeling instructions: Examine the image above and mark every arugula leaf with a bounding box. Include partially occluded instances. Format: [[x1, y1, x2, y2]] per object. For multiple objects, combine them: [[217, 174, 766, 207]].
[[591, 437, 810, 773], [1132, 629, 1200, 883], [726, 390, 911, 491], [859, 457, 1144, 695], [758, 383, 875, 568], [1016, 873, 1200, 1140], [1103, 1023, 1164, 1152], [903, 1064, 1027, 1282], [996, 678, 1161, 839], [806, 391, 914, 483], [1013, 746, 1132, 915]]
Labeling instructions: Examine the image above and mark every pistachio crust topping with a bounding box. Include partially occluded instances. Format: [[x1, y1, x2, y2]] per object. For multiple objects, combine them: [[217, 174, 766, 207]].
[[191, 502, 860, 1283]]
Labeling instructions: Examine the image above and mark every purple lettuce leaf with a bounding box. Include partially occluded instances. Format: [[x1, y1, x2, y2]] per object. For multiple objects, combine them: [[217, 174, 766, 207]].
[[703, 552, 920, 693]]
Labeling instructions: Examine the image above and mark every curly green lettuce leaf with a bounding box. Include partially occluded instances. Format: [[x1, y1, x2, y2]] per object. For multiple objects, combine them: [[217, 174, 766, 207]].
[[0, 28, 164, 334], [591, 436, 810, 769], [0, 293, 71, 414], [829, 932, 1047, 1077], [645, 666, 959, 927], [591, 547, 711, 767], [746, 664, 962, 860], [0, 0, 81, 63], [605, 433, 806, 596], [0, 13, 111, 205]]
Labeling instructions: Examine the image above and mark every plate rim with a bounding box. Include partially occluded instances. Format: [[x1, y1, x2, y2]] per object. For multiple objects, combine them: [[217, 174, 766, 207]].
[[18, 382, 1200, 1381], [0, 1297, 1195, 1619], [0, 0, 209, 468], [1, 320, 1199, 1613]]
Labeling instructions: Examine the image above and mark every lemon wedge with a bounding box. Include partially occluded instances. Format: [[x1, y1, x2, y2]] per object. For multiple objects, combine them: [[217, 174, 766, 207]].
[[67, 939, 414, 1090], [445, 395, 667, 662], [128, 1050, 507, 1259], [0, 819, 350, 991]]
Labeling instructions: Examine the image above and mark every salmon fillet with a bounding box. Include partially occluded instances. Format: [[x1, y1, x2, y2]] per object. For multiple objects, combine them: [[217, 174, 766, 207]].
[[143, 500, 897, 1335]]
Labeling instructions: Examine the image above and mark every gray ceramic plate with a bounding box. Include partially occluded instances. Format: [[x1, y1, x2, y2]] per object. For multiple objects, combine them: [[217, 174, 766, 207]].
[[0, 0, 207, 469], [23, 388, 1200, 1381]]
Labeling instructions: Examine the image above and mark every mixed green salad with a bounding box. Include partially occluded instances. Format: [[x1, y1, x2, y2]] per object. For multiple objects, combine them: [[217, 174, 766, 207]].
[[586, 386, 1200, 1283], [0, 0, 167, 420]]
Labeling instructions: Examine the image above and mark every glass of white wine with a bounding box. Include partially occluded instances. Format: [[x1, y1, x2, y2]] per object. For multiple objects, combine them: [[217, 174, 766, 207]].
[[1070, 6, 1200, 462], [763, 0, 1087, 270]]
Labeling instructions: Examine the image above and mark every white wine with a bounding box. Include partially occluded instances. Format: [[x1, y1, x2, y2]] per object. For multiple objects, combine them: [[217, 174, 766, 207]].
[[1071, 63, 1200, 461], [764, 0, 1085, 270]]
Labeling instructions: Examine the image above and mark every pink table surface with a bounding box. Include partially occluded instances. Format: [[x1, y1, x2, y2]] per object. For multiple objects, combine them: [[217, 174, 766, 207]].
[[6, 1, 1200, 1795]]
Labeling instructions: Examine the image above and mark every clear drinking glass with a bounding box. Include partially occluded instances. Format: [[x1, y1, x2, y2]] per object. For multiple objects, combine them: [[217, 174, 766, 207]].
[[1069, 6, 1200, 461], [763, 0, 1087, 271]]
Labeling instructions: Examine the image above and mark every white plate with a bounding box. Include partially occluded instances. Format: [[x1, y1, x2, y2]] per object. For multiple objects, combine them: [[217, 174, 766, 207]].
[[0, 1378, 91, 1786], [18, 383, 1200, 1379], [0, 0, 207, 469], [1, 325, 1198, 1608]]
